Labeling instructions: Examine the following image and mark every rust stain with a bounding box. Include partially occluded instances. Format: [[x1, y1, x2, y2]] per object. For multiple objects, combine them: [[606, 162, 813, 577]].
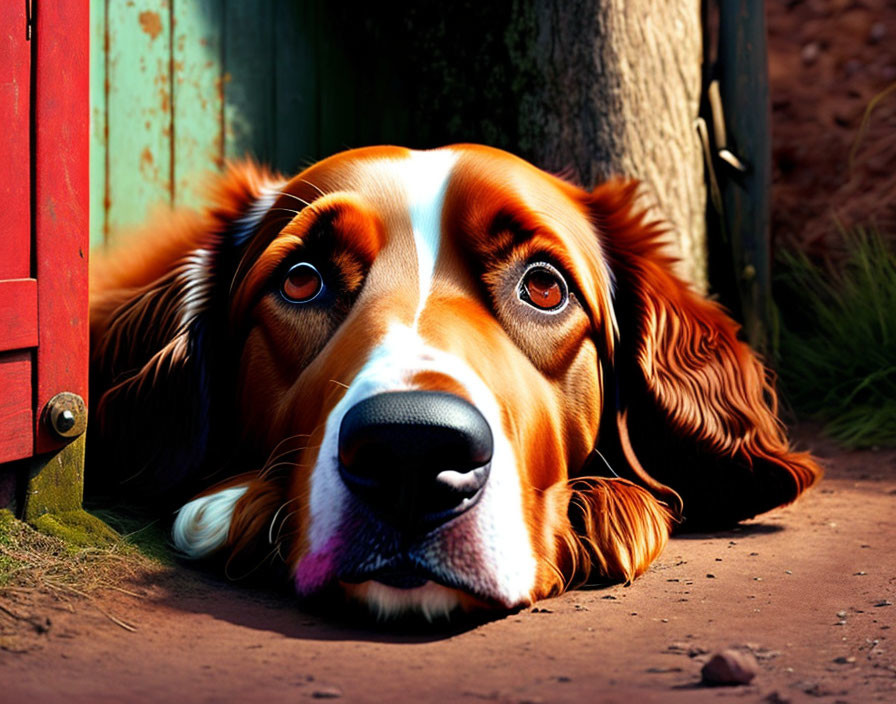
[[141, 147, 154, 168], [138, 11, 163, 41]]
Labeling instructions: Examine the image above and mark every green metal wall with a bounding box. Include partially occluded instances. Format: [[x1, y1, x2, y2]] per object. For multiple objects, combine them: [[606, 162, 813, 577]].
[[90, 1, 330, 248]]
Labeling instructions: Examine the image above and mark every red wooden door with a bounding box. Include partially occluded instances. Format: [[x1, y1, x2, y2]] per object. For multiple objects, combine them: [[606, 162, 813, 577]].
[[0, 3, 89, 465], [0, 2, 36, 463]]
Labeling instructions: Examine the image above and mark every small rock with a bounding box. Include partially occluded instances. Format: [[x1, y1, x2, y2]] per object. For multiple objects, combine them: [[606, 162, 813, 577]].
[[531, 607, 553, 613], [311, 687, 343, 699], [801, 42, 820, 65], [701, 649, 759, 686], [836, 611, 847, 618], [874, 600, 892, 607], [763, 692, 790, 704], [854, 571, 867, 576], [870, 22, 887, 44], [833, 656, 856, 664], [706, 574, 716, 579]]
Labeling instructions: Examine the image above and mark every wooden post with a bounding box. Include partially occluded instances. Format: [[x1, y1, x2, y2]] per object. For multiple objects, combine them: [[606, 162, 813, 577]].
[[716, 0, 772, 353]]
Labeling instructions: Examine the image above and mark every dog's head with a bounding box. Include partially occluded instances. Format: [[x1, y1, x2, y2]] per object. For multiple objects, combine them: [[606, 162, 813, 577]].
[[90, 145, 820, 619]]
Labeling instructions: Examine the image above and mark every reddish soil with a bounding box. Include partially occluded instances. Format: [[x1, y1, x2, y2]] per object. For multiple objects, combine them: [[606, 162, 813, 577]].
[[769, 0, 896, 257], [4, 4, 895, 703], [2, 430, 895, 703]]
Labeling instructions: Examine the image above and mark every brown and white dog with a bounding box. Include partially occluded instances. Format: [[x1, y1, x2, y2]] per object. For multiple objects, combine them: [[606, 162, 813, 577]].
[[90, 145, 820, 619]]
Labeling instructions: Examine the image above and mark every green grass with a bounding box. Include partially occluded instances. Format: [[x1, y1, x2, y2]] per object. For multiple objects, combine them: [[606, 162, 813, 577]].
[[87, 505, 175, 565], [775, 226, 896, 448]]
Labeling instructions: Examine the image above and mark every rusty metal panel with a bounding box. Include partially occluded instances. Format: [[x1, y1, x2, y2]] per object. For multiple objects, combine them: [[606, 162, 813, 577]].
[[90, 0, 108, 248], [173, 0, 225, 209], [105, 1, 173, 235]]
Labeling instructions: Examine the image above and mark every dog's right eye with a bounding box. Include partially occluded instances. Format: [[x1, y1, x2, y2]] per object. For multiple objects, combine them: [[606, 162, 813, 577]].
[[281, 262, 324, 303]]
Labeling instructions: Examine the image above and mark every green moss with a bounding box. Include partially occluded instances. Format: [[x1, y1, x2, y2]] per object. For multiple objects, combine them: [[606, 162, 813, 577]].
[[89, 507, 175, 565], [0, 508, 16, 543], [0, 510, 25, 585], [29, 509, 120, 549], [23, 435, 86, 520]]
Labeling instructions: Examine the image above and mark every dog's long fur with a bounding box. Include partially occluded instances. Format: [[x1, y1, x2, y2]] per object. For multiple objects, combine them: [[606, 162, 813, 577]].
[[89, 145, 820, 617]]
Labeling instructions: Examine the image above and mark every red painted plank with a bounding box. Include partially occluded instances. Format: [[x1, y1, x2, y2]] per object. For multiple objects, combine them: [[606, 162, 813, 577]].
[[0, 2, 31, 280], [0, 351, 33, 464], [33, 2, 90, 453], [0, 279, 38, 353]]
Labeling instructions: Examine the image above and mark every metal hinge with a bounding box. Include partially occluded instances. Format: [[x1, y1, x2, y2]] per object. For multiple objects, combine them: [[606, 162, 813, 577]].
[[26, 0, 33, 40]]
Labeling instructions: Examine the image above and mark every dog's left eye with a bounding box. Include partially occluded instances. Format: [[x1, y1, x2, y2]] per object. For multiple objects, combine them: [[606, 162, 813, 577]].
[[281, 262, 324, 303], [518, 262, 568, 312]]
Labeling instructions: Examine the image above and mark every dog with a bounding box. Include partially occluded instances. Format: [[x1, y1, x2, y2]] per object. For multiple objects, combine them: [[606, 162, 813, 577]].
[[89, 144, 821, 619]]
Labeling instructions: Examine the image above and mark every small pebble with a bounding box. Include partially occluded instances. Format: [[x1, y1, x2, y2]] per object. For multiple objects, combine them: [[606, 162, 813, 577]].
[[706, 574, 716, 579], [801, 42, 820, 65], [701, 649, 759, 686], [311, 687, 343, 699], [836, 611, 847, 618], [874, 600, 892, 607], [833, 656, 856, 664]]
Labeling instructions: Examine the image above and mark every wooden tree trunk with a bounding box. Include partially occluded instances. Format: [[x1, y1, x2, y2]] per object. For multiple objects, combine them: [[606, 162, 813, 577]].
[[509, 0, 707, 289]]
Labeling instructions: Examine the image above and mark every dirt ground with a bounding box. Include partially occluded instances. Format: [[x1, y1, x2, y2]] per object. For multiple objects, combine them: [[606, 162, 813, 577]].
[[1, 429, 894, 703], [4, 3, 896, 703]]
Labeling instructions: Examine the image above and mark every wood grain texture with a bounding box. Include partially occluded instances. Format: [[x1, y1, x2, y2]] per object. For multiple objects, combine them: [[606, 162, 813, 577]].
[[0, 352, 33, 464], [718, 0, 772, 351], [223, 2, 273, 163], [0, 279, 38, 353], [33, 0, 90, 453], [511, 0, 707, 289], [0, 1, 31, 279]]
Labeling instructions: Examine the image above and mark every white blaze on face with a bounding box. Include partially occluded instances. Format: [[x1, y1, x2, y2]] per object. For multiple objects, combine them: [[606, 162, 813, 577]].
[[404, 149, 459, 328], [299, 149, 539, 612]]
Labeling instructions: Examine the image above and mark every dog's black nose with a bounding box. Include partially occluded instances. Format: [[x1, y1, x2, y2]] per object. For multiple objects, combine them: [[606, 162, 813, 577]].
[[338, 391, 493, 530]]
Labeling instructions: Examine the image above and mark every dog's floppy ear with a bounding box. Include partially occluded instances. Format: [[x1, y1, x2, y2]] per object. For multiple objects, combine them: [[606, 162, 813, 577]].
[[89, 162, 283, 499], [584, 181, 821, 529]]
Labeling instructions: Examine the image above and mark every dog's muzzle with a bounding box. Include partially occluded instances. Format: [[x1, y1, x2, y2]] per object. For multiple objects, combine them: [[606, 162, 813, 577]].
[[338, 391, 493, 532]]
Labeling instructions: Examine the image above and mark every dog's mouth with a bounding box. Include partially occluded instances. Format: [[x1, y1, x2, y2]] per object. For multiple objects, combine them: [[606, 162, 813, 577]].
[[341, 556, 450, 591], [338, 553, 504, 610]]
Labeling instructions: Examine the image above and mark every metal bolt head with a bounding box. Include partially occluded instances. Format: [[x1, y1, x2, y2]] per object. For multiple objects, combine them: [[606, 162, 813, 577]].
[[57, 410, 76, 433], [45, 392, 87, 439]]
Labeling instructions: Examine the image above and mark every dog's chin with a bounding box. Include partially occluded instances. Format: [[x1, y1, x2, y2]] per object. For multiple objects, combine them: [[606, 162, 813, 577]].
[[341, 580, 487, 622]]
